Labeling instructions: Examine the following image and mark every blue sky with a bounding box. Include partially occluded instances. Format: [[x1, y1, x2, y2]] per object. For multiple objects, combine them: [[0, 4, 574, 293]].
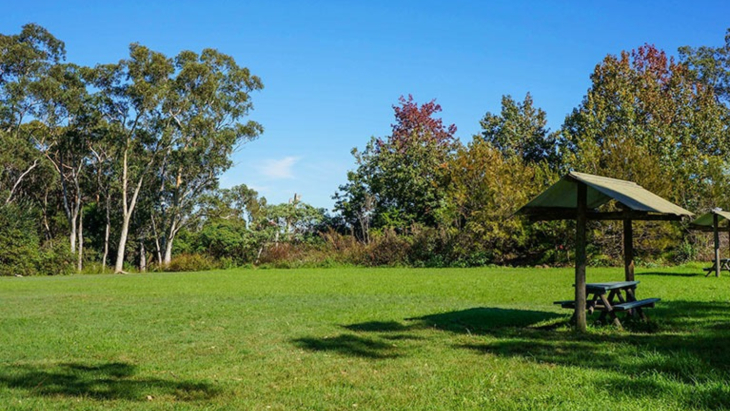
[[4, 1, 730, 210]]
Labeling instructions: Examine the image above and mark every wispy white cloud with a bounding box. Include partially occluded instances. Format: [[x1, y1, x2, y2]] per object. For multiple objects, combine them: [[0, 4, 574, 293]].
[[258, 156, 300, 179]]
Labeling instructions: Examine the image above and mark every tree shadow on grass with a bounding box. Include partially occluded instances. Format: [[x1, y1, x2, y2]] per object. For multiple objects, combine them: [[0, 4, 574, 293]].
[[0, 362, 219, 401], [454, 301, 730, 409], [344, 321, 412, 333], [407, 307, 566, 335], [295, 302, 730, 407], [292, 334, 401, 359], [293, 308, 567, 360]]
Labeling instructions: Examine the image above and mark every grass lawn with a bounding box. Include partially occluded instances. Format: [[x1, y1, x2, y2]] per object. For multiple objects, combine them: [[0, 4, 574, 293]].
[[2, 265, 730, 410]]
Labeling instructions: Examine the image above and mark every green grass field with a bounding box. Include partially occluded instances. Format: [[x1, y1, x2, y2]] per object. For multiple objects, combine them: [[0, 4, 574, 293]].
[[2, 265, 730, 410]]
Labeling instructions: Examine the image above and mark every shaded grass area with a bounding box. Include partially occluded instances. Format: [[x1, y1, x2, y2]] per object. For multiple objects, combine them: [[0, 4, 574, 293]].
[[1, 265, 730, 409], [0, 362, 217, 401]]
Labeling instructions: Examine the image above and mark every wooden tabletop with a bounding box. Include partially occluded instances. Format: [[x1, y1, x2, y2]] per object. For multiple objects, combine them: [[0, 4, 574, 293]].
[[585, 281, 639, 293]]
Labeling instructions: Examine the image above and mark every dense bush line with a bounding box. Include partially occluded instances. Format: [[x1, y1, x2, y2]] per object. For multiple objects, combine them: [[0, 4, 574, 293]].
[[2, 24, 730, 275]]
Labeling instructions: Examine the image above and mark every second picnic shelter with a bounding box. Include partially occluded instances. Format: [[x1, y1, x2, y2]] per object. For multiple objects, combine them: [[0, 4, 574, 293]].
[[690, 209, 730, 277]]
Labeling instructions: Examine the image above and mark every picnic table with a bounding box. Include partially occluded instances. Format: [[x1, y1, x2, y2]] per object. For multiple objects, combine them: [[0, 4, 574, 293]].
[[555, 281, 660, 328], [703, 258, 730, 277]]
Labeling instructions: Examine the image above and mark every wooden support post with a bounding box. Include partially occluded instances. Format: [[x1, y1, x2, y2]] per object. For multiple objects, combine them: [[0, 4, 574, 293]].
[[623, 219, 634, 282], [575, 183, 588, 332], [714, 213, 721, 278]]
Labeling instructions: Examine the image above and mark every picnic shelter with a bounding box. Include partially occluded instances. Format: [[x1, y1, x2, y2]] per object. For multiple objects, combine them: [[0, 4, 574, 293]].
[[516, 171, 694, 331]]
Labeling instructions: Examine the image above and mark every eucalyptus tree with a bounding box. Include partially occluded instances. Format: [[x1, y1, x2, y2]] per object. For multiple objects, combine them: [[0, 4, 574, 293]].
[[91, 43, 263, 272], [91, 44, 175, 273], [87, 125, 116, 269], [155, 48, 263, 266], [37, 63, 97, 267], [0, 23, 65, 206]]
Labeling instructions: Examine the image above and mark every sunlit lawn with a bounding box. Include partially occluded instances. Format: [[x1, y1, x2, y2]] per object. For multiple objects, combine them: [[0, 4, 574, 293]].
[[2, 265, 730, 410]]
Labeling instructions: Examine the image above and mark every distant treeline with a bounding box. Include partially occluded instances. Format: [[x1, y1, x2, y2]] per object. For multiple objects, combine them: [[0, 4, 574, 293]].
[[2, 24, 730, 275]]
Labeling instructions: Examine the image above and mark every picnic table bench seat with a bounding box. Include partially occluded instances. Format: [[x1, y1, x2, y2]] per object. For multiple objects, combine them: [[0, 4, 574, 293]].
[[555, 298, 660, 311], [611, 298, 660, 311], [554, 300, 596, 309]]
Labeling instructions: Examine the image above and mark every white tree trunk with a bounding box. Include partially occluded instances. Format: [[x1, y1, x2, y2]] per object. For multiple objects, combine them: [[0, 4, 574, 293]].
[[163, 240, 173, 266], [114, 214, 131, 273], [77, 209, 83, 272], [114, 146, 147, 274], [102, 214, 110, 269], [5, 159, 38, 205], [139, 240, 147, 272], [150, 213, 163, 265], [162, 220, 178, 266]]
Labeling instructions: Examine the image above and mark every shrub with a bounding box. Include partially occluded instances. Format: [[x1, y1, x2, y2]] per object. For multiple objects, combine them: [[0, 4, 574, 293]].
[[359, 229, 411, 266], [166, 254, 218, 272], [0, 203, 41, 276], [0, 204, 74, 276], [673, 239, 698, 264], [38, 240, 75, 275]]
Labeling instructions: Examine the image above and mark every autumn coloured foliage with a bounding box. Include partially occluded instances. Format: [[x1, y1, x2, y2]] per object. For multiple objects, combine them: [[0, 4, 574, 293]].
[[385, 94, 457, 149]]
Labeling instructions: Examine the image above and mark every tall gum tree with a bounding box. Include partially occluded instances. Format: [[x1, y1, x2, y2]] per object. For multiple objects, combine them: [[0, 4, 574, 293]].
[[92, 44, 263, 272], [156, 48, 263, 266], [38, 63, 96, 266], [0, 24, 65, 206], [92, 44, 174, 273]]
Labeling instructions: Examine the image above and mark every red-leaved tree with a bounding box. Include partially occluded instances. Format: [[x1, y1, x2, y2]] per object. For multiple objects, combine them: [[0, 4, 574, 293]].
[[335, 95, 458, 237]]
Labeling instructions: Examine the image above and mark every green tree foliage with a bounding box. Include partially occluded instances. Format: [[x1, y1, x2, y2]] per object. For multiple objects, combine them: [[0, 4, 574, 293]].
[[680, 28, 730, 105], [444, 136, 560, 264], [562, 44, 729, 211], [0, 202, 73, 276], [478, 93, 559, 167], [89, 44, 176, 272], [560, 44, 730, 263], [0, 24, 65, 205], [155, 48, 264, 266], [189, 187, 326, 265], [266, 195, 326, 243], [89, 43, 263, 272], [6, 22, 730, 273], [335, 95, 458, 235], [0, 24, 264, 274]]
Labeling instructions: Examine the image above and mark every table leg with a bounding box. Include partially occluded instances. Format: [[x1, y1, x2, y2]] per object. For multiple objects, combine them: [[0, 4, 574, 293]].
[[598, 293, 622, 329], [587, 294, 599, 315], [623, 287, 637, 317]]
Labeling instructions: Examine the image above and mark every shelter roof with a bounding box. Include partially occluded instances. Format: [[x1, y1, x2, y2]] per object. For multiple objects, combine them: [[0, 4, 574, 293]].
[[517, 171, 694, 220], [690, 209, 730, 227]]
